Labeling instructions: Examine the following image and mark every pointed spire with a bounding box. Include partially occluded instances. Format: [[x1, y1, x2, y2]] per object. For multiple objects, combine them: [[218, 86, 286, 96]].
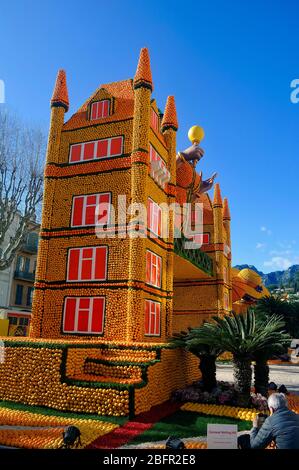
[[133, 48, 153, 91], [223, 197, 231, 220], [51, 70, 69, 112], [213, 183, 223, 208], [161, 96, 178, 132]]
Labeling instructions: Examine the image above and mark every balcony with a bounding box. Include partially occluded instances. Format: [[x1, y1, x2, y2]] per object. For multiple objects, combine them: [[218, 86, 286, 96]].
[[174, 234, 213, 277], [14, 270, 35, 282]]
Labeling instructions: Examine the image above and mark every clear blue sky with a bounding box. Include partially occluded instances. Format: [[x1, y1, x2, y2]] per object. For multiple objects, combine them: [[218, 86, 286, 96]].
[[1, 0, 298, 272]]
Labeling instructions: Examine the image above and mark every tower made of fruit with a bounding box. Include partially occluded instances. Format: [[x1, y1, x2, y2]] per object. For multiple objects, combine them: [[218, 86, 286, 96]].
[[0, 48, 233, 416], [30, 48, 232, 342]]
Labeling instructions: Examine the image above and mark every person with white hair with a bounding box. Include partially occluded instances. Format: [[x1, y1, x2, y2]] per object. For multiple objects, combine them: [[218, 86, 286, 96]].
[[249, 393, 299, 449]]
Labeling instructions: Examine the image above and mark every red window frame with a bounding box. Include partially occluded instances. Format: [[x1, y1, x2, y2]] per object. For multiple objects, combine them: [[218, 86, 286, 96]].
[[149, 145, 169, 189], [149, 145, 166, 168], [71, 192, 111, 227], [63, 296, 105, 334], [90, 100, 110, 120], [69, 136, 123, 163], [148, 198, 162, 237], [145, 299, 161, 336], [192, 233, 210, 245], [146, 250, 162, 288], [151, 109, 159, 132], [67, 246, 108, 282]]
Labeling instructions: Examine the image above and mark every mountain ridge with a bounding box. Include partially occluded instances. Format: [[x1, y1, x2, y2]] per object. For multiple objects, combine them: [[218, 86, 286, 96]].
[[233, 264, 299, 288]]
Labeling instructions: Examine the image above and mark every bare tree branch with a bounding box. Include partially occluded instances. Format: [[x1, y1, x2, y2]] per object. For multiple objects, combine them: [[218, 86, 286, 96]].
[[0, 108, 46, 271]]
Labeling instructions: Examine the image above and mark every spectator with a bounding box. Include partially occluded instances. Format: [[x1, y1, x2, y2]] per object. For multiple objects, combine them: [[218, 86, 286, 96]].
[[250, 393, 299, 449], [268, 382, 277, 396], [278, 384, 289, 395]]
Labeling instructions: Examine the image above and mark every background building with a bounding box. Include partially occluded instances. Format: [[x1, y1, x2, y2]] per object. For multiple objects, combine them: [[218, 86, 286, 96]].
[[0, 216, 39, 336]]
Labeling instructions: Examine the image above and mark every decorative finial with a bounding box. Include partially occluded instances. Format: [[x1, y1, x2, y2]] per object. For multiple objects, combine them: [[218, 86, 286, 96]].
[[161, 96, 178, 132], [133, 48, 153, 91], [188, 125, 205, 145], [51, 69, 69, 112]]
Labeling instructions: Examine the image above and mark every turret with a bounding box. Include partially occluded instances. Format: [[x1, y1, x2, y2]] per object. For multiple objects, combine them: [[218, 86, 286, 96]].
[[47, 70, 69, 164], [161, 96, 178, 185], [161, 96, 178, 338], [223, 197, 231, 248], [127, 48, 153, 341], [132, 47, 152, 153], [30, 70, 69, 337], [213, 183, 224, 244]]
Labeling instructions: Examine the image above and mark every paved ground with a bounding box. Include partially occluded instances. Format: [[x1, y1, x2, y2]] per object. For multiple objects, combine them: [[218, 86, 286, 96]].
[[217, 363, 299, 394]]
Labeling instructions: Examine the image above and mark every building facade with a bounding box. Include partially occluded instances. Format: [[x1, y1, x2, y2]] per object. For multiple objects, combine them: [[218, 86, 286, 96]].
[[0, 49, 237, 417], [30, 48, 232, 344]]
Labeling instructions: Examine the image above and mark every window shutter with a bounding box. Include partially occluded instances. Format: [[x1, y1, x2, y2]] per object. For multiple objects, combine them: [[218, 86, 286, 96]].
[[152, 255, 157, 286], [110, 137, 122, 156], [78, 308, 89, 331], [97, 101, 104, 118], [24, 258, 30, 273], [15, 285, 23, 305], [146, 251, 151, 283], [158, 206, 162, 237], [83, 142, 95, 160], [147, 199, 152, 232], [72, 197, 84, 226], [91, 103, 98, 120], [145, 300, 150, 334], [70, 144, 82, 162], [16, 256, 22, 271], [91, 297, 105, 333], [155, 303, 160, 335], [156, 256, 161, 287], [103, 100, 109, 117], [81, 248, 93, 280], [95, 246, 107, 280], [68, 249, 80, 281], [96, 139, 108, 158], [85, 203, 96, 225], [203, 233, 210, 244], [97, 193, 110, 225], [64, 298, 76, 332]]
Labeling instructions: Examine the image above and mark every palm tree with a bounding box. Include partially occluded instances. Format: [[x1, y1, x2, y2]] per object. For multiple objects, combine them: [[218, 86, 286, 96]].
[[253, 316, 290, 396], [255, 295, 286, 319], [187, 310, 290, 406], [171, 327, 223, 392]]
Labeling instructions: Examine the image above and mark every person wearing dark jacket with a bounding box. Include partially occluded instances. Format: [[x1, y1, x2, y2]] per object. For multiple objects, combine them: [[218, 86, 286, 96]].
[[250, 393, 299, 449]]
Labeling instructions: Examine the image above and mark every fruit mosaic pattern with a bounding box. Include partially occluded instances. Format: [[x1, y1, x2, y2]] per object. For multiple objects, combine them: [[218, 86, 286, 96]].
[[0, 338, 199, 416]]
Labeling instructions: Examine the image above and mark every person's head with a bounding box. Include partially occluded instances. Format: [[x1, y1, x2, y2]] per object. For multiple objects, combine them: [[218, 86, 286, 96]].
[[278, 384, 289, 395], [268, 382, 278, 395], [268, 393, 288, 415]]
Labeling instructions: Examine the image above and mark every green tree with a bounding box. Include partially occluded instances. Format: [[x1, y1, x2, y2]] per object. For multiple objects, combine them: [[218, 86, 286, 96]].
[[255, 295, 299, 338], [252, 316, 290, 396], [171, 328, 223, 392], [187, 310, 290, 406]]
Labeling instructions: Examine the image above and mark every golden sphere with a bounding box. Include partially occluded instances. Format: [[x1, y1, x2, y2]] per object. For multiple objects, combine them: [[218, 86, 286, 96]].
[[188, 125, 205, 143]]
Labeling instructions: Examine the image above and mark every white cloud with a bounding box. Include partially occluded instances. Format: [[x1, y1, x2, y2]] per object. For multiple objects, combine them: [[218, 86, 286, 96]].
[[256, 242, 266, 249], [263, 256, 299, 271], [260, 226, 272, 236], [270, 250, 292, 256]]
